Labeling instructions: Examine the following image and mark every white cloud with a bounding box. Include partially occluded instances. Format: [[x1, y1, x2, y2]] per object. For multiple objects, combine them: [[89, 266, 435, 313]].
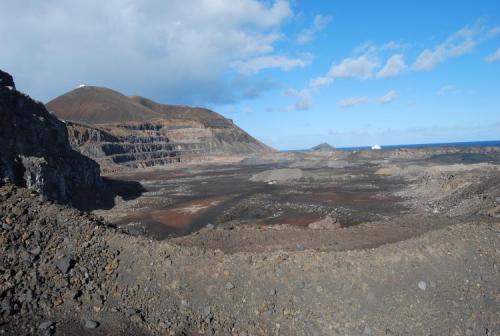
[[296, 14, 332, 44], [235, 54, 312, 74], [289, 98, 312, 111], [328, 53, 379, 79], [377, 54, 406, 78], [284, 88, 312, 111], [0, 0, 294, 104], [488, 27, 500, 38], [286, 22, 494, 113], [284, 88, 303, 97], [286, 42, 402, 110], [241, 106, 254, 113], [381, 41, 403, 50], [338, 90, 397, 108], [313, 42, 405, 83], [338, 96, 370, 108], [485, 48, 500, 62], [309, 76, 334, 89], [413, 26, 478, 71], [378, 90, 397, 104], [284, 72, 335, 111], [437, 85, 459, 96]]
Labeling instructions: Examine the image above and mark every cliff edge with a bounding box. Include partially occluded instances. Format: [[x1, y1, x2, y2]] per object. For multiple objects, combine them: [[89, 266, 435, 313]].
[[0, 70, 102, 202]]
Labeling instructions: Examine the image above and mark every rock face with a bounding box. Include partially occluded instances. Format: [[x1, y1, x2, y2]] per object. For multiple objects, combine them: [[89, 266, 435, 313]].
[[64, 121, 181, 170], [0, 70, 102, 202], [0, 70, 15, 89], [46, 86, 273, 170]]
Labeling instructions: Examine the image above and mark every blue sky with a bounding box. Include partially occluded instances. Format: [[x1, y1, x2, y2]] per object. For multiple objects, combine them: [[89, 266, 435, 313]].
[[1, 1, 500, 149]]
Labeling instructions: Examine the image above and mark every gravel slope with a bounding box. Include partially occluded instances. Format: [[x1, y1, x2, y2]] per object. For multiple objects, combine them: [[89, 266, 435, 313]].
[[1, 184, 499, 335]]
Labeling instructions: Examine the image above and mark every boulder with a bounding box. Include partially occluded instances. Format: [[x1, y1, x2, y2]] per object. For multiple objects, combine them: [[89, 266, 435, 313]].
[[55, 256, 75, 274], [84, 320, 99, 329], [307, 216, 340, 230]]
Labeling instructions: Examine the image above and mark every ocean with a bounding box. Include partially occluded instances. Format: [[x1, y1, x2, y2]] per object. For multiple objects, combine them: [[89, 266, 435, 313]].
[[337, 140, 500, 151]]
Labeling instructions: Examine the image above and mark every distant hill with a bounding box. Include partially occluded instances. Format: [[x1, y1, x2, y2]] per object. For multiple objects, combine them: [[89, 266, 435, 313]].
[[47, 86, 235, 128], [47, 86, 161, 124], [312, 143, 336, 151], [129, 96, 234, 128], [46, 86, 273, 170]]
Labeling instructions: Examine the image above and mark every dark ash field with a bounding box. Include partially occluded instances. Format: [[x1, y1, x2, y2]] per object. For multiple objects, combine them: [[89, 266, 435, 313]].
[[99, 149, 500, 253]]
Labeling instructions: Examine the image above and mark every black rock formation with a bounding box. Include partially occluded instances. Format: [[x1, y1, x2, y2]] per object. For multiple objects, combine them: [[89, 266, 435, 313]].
[[0, 69, 15, 89], [0, 69, 102, 202]]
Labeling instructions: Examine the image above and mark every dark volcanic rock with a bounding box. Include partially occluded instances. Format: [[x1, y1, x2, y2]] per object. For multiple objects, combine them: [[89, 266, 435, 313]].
[[0, 69, 15, 89], [55, 256, 75, 274], [84, 320, 99, 329], [0, 185, 118, 335], [0, 69, 102, 202]]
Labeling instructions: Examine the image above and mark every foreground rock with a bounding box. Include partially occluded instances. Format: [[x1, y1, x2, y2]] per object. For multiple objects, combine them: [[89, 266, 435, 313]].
[[1, 183, 499, 335], [0, 185, 117, 334], [0, 70, 101, 202]]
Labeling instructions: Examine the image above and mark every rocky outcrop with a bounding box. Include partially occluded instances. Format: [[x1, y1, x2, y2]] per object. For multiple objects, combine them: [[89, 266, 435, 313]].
[[0, 70, 15, 89], [46, 86, 274, 170], [0, 70, 102, 202], [65, 121, 180, 170], [311, 143, 336, 151]]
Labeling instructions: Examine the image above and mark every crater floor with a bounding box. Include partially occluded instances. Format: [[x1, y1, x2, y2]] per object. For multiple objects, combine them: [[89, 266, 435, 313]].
[[97, 149, 500, 253]]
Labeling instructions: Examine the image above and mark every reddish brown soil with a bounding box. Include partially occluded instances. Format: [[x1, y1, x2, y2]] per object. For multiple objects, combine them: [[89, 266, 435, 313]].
[[104, 162, 408, 242], [109, 169, 192, 181], [312, 187, 398, 205], [151, 209, 192, 229], [150, 196, 226, 229]]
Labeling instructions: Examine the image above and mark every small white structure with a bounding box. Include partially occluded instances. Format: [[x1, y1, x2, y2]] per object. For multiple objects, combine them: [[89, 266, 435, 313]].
[[78, 84, 86, 88], [371, 144, 382, 150]]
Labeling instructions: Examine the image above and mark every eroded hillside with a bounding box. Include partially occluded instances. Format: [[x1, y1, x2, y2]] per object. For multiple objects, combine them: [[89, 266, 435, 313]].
[[47, 87, 273, 170]]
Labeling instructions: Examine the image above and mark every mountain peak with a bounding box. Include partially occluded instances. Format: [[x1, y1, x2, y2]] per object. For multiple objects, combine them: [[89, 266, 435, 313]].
[[47, 86, 161, 124]]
